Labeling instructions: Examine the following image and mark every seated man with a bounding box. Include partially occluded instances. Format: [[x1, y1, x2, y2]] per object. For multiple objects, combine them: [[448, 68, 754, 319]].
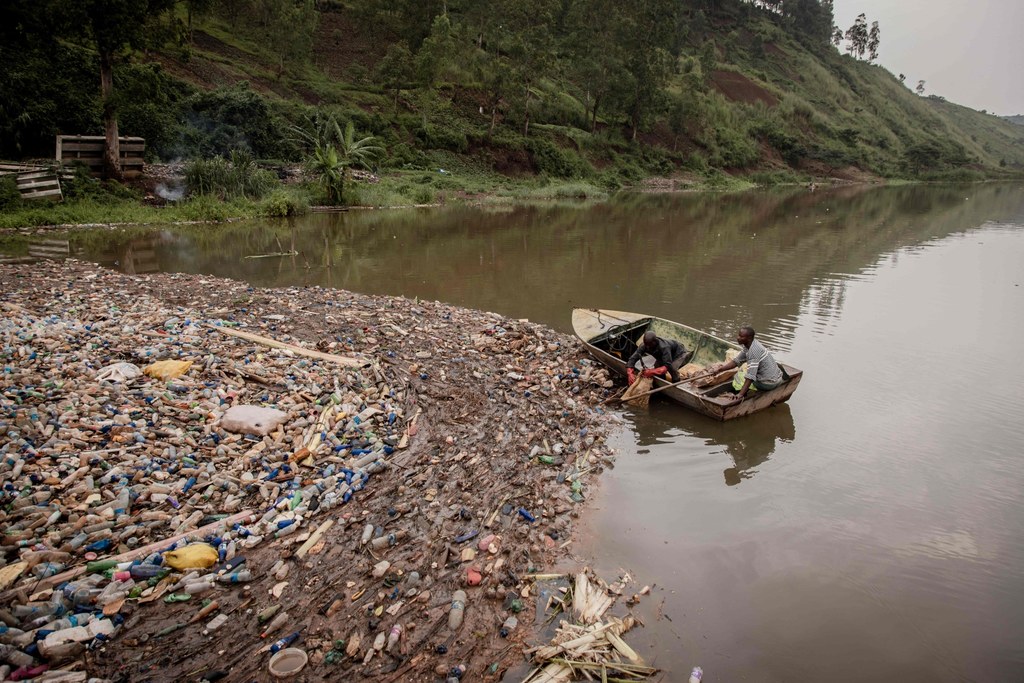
[[710, 326, 784, 403], [626, 331, 690, 385]]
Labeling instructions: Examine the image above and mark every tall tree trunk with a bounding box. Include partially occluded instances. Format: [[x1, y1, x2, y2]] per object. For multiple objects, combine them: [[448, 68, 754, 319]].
[[523, 83, 532, 137], [489, 102, 498, 138], [99, 51, 123, 181], [591, 95, 601, 133]]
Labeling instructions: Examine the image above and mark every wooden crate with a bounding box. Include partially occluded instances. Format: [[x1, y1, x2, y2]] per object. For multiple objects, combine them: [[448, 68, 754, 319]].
[[14, 169, 63, 201], [56, 135, 145, 178]]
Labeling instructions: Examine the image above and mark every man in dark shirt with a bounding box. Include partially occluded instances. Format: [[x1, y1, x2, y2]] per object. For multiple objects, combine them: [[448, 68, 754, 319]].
[[626, 331, 690, 384]]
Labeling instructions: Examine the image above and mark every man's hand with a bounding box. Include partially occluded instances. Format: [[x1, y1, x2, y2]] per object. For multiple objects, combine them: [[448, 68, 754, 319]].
[[642, 366, 667, 378], [627, 368, 636, 385]]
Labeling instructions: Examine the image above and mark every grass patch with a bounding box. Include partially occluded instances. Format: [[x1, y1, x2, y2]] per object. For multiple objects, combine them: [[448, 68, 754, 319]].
[[0, 194, 307, 231], [523, 182, 608, 200]]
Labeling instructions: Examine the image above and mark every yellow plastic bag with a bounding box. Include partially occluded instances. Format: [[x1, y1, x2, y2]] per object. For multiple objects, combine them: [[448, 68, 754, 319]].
[[164, 543, 218, 570], [143, 359, 193, 381]]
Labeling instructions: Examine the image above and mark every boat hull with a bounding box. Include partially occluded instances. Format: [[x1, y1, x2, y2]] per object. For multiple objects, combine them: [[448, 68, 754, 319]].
[[572, 308, 802, 421]]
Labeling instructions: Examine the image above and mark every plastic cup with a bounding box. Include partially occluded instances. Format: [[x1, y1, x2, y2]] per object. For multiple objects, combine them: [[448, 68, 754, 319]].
[[269, 648, 308, 678]]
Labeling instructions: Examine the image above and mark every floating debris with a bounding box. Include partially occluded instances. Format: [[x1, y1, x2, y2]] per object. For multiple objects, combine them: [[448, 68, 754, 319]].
[[0, 259, 621, 681], [524, 571, 658, 683]]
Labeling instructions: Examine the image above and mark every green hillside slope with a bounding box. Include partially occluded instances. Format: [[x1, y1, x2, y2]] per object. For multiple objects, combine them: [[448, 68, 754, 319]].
[[3, 0, 1023, 189]]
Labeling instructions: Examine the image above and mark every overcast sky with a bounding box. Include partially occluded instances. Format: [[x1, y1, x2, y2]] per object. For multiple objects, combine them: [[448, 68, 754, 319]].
[[833, 0, 1024, 115]]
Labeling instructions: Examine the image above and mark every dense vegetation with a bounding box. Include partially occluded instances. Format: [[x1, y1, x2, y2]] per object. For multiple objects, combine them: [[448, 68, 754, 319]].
[[2, 0, 1023, 206]]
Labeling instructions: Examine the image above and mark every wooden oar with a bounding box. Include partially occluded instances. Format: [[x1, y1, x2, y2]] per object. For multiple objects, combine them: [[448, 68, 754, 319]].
[[610, 368, 724, 404]]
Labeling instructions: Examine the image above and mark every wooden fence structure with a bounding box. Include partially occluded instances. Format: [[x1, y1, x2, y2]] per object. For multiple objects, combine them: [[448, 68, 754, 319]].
[[0, 163, 63, 201], [55, 135, 145, 178]]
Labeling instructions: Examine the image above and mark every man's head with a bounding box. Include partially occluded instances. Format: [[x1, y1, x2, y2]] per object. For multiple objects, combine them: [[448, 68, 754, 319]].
[[642, 330, 658, 351], [737, 326, 755, 348]]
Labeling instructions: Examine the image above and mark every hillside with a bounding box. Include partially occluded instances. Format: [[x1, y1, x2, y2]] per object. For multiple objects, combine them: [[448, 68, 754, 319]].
[[3, 0, 1024, 189]]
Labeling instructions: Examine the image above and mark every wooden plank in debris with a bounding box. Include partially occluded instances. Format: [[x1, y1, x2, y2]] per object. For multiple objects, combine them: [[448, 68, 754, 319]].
[[0, 163, 46, 175], [15, 170, 62, 201]]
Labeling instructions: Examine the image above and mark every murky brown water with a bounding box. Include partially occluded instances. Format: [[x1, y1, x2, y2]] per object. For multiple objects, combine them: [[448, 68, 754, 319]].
[[15, 182, 1024, 681]]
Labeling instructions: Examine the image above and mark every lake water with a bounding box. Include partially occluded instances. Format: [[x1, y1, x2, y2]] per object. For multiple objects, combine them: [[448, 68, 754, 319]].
[[19, 182, 1024, 681]]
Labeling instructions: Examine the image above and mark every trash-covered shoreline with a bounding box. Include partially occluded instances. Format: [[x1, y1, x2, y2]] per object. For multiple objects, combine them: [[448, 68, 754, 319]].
[[0, 260, 636, 682]]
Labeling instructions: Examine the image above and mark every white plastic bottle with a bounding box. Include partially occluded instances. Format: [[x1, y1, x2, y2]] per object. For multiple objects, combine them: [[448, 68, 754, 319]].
[[689, 666, 703, 683]]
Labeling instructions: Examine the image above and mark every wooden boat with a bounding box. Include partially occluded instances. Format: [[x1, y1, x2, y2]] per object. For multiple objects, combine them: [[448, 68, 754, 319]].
[[572, 309, 802, 421]]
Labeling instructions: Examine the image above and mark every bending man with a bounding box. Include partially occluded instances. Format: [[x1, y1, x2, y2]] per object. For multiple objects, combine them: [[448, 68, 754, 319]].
[[710, 326, 784, 403], [626, 331, 690, 385]]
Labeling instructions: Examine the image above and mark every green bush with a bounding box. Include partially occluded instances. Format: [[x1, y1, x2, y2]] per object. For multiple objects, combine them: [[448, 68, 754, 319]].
[[175, 83, 300, 160], [115, 62, 193, 161], [385, 142, 429, 169], [527, 139, 591, 179], [62, 164, 139, 203], [0, 176, 23, 211], [417, 126, 468, 153], [412, 186, 435, 204], [712, 127, 760, 168], [185, 151, 279, 200], [260, 188, 310, 217]]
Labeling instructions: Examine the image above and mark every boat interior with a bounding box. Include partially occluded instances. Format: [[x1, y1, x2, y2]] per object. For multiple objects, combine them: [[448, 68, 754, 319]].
[[587, 317, 742, 397]]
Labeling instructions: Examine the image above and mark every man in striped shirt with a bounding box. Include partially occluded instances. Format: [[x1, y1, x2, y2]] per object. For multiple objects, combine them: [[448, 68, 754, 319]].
[[711, 326, 785, 403]]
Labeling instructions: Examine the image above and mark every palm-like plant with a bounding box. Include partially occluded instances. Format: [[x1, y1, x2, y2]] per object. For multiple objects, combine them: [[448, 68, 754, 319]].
[[306, 143, 344, 205], [291, 115, 384, 205]]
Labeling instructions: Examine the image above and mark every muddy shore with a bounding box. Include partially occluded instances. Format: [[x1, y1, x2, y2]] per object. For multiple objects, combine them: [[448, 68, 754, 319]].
[[0, 260, 626, 682]]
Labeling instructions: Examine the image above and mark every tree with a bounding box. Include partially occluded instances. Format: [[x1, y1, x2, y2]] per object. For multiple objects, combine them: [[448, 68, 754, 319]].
[[844, 13, 867, 59], [376, 42, 416, 112], [916, 79, 926, 96], [181, 0, 215, 43], [898, 73, 906, 84], [867, 21, 880, 62], [259, 0, 318, 78], [60, 0, 177, 179], [787, 0, 835, 48], [483, 0, 558, 137]]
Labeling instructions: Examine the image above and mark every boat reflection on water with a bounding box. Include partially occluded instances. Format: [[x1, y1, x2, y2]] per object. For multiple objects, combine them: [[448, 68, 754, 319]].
[[634, 402, 796, 486], [714, 403, 795, 485]]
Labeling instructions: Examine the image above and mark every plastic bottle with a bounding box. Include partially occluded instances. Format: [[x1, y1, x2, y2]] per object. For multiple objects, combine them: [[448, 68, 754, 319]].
[[217, 569, 252, 583], [261, 612, 289, 638], [386, 624, 402, 652], [500, 615, 518, 637], [448, 590, 467, 629], [269, 631, 301, 654], [129, 564, 165, 580], [0, 644, 34, 668], [256, 604, 281, 624], [370, 531, 406, 550], [689, 666, 703, 683], [182, 581, 215, 596]]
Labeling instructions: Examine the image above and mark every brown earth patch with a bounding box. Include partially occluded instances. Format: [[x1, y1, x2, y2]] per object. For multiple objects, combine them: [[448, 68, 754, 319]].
[[314, 11, 389, 79], [489, 146, 536, 176], [711, 70, 779, 107]]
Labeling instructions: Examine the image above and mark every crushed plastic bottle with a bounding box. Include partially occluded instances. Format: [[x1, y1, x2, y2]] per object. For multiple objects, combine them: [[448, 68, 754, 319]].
[[448, 590, 467, 629]]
